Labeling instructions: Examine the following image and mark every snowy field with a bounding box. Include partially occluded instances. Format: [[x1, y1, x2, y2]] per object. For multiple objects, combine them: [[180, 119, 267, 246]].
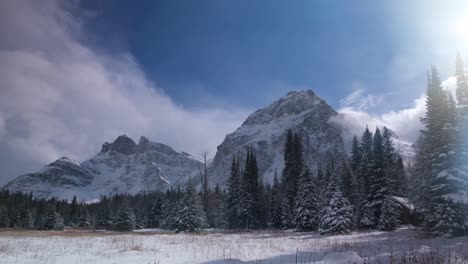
[[0, 227, 467, 264]]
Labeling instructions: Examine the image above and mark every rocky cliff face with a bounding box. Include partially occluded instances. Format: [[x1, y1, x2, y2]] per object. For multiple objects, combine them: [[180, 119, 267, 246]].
[[208, 90, 347, 185], [5, 135, 202, 200]]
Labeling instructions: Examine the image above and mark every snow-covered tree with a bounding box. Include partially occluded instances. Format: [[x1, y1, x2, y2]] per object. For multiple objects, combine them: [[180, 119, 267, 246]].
[[319, 174, 354, 235], [148, 197, 163, 228], [226, 156, 242, 229], [20, 209, 33, 229], [412, 67, 466, 237], [43, 209, 64, 230], [270, 174, 283, 229], [280, 196, 292, 229], [425, 198, 465, 238], [78, 207, 90, 227], [114, 205, 136, 231], [293, 167, 318, 231], [239, 149, 261, 229], [282, 130, 304, 218], [173, 179, 207, 232], [377, 195, 399, 231]]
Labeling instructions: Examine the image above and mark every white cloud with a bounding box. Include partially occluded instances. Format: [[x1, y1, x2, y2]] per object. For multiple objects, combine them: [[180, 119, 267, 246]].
[[333, 76, 458, 148], [339, 89, 383, 111], [0, 0, 249, 184]]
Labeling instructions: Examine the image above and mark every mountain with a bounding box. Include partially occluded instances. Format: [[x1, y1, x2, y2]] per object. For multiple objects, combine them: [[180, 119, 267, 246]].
[[208, 90, 347, 185], [7, 90, 411, 200], [4, 135, 202, 201]]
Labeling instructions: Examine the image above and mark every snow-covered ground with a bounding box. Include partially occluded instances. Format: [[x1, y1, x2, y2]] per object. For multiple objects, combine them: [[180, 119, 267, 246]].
[[0, 227, 466, 264]]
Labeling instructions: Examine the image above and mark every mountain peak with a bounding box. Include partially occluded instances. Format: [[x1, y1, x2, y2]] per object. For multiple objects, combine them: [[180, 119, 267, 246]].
[[209, 89, 345, 186], [242, 90, 328, 126]]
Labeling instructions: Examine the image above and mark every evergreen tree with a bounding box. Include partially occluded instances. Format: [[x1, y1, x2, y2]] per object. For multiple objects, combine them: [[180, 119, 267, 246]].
[[282, 130, 304, 218], [20, 209, 33, 229], [319, 173, 354, 235], [226, 156, 241, 229], [69, 195, 79, 226], [78, 207, 90, 227], [454, 52, 468, 217], [207, 184, 227, 228], [377, 195, 399, 231], [43, 209, 64, 230], [149, 197, 163, 228], [239, 149, 261, 229], [114, 204, 136, 231], [280, 196, 292, 229], [0, 209, 9, 228], [270, 174, 283, 229], [293, 167, 319, 231], [413, 66, 466, 237], [174, 179, 207, 232]]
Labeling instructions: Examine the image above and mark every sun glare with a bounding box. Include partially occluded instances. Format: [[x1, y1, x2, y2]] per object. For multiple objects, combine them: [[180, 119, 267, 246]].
[[453, 16, 468, 38]]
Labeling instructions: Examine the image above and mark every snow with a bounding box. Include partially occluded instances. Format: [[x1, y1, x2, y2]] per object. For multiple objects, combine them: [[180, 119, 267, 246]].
[[391, 196, 415, 211], [0, 227, 466, 264]]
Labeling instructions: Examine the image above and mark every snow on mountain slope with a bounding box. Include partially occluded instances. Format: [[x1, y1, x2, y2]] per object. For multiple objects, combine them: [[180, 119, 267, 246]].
[[208, 90, 347, 185], [4, 135, 201, 201]]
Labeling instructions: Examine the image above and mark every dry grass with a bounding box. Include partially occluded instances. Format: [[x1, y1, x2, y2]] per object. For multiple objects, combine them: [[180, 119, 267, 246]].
[[0, 227, 466, 263]]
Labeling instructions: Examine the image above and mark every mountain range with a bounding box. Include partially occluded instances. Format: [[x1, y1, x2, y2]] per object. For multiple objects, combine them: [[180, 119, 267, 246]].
[[4, 90, 413, 200]]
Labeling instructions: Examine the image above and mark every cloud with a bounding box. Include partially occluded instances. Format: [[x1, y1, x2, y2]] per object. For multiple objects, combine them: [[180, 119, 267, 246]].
[[0, 0, 249, 184], [333, 77, 457, 149], [339, 89, 384, 111]]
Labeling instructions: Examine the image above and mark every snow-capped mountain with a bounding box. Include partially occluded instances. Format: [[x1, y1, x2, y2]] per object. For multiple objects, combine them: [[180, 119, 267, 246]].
[[4, 135, 202, 200], [5, 90, 414, 201], [208, 90, 347, 185]]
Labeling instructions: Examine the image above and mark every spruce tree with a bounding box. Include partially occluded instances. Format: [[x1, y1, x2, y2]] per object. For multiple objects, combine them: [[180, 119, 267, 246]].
[[293, 167, 319, 231], [319, 173, 354, 235], [239, 149, 261, 229], [226, 156, 241, 229], [174, 179, 207, 232], [114, 204, 136, 231], [20, 209, 33, 229], [270, 174, 283, 229], [149, 197, 163, 228], [43, 209, 64, 230], [413, 66, 466, 237], [378, 195, 399, 231], [282, 130, 304, 219], [454, 53, 468, 214]]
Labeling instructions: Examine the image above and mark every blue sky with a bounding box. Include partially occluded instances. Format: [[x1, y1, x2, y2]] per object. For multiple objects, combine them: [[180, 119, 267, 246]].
[[0, 0, 467, 182], [78, 0, 467, 112]]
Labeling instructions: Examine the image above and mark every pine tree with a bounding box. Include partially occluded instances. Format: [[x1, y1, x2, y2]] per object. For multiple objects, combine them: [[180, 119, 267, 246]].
[[226, 156, 241, 229], [43, 209, 64, 230], [174, 179, 207, 232], [149, 197, 163, 228], [454, 53, 468, 216], [382, 127, 399, 195], [270, 174, 283, 229], [0, 209, 9, 228], [114, 204, 136, 231], [413, 66, 466, 237], [239, 149, 261, 229], [20, 209, 33, 229], [377, 195, 399, 231], [282, 130, 304, 219], [319, 173, 354, 235], [78, 207, 90, 227], [293, 167, 319, 231], [280, 196, 292, 229], [69, 195, 79, 226]]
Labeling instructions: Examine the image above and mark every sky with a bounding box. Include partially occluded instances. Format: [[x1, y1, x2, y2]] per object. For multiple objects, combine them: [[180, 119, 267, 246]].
[[0, 0, 467, 184]]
